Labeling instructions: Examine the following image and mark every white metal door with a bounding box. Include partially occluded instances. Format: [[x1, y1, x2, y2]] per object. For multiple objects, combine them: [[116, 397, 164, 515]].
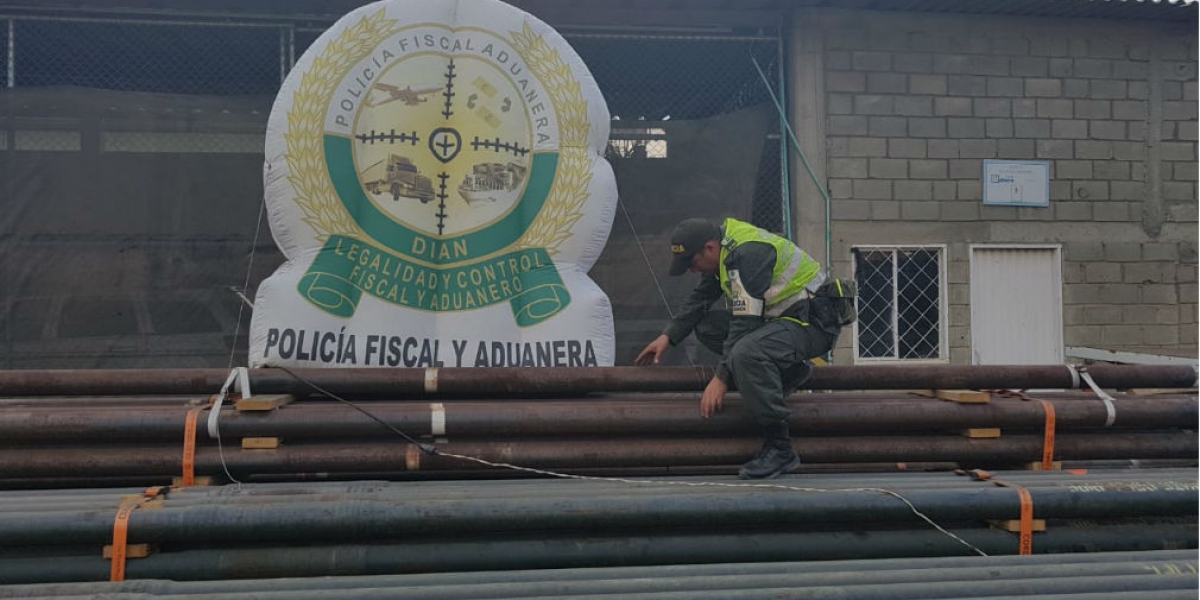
[[970, 246, 1063, 365]]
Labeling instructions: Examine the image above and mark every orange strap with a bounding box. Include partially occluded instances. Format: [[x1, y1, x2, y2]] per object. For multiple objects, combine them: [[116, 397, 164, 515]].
[[181, 399, 215, 487], [1015, 486, 1034, 555], [182, 407, 205, 487], [109, 502, 137, 581], [1039, 400, 1056, 470], [962, 470, 1035, 555], [110, 486, 168, 581]]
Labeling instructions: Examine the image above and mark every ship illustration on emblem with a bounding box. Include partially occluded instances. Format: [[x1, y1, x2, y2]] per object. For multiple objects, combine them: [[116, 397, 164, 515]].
[[459, 162, 528, 205]]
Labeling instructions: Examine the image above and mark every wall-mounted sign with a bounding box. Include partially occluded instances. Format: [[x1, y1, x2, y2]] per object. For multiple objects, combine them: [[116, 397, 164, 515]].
[[982, 160, 1050, 208], [250, 0, 618, 368]]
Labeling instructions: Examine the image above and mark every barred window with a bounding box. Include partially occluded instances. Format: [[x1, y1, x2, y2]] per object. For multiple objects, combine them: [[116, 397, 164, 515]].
[[853, 247, 946, 362]]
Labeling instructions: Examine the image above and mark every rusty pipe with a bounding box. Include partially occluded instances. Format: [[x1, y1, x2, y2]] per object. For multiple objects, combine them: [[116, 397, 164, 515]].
[[0, 432, 1192, 479], [0, 395, 1192, 442], [0, 365, 1195, 396]]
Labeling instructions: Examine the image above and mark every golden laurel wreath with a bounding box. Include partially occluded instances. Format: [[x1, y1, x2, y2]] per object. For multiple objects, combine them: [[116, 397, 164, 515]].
[[284, 10, 592, 258]]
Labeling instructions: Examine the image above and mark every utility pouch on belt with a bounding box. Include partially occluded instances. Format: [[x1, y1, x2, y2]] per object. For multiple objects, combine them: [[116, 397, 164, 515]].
[[814, 278, 857, 326]]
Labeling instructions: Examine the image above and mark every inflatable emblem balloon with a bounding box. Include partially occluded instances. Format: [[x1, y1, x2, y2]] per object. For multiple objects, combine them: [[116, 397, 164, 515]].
[[251, 0, 616, 368]]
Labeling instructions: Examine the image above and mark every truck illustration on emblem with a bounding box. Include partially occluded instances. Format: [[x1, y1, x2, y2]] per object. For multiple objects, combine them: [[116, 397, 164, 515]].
[[360, 154, 436, 203]]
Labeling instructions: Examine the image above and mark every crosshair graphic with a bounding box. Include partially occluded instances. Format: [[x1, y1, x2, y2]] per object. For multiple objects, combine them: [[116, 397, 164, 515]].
[[434, 172, 450, 234], [440, 60, 456, 120], [471, 136, 529, 157], [428, 127, 462, 163], [351, 51, 536, 238], [356, 130, 420, 146]]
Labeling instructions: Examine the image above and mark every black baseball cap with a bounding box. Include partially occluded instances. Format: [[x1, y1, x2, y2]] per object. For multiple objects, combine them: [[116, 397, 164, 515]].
[[668, 218, 721, 276]]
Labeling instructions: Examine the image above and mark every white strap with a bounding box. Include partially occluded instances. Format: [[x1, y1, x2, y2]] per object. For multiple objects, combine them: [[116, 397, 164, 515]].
[[424, 368, 439, 394], [430, 402, 446, 436], [1077, 367, 1117, 428], [207, 367, 251, 439], [1065, 364, 1081, 390]]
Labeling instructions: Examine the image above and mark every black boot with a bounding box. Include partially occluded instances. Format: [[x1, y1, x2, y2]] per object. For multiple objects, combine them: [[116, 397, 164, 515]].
[[738, 420, 800, 480]]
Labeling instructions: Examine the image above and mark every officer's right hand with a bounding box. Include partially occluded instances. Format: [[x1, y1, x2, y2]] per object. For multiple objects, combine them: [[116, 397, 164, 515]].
[[635, 334, 671, 366]]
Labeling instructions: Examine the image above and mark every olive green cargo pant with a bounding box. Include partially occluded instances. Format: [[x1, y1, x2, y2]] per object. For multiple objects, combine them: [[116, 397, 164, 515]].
[[693, 302, 839, 424]]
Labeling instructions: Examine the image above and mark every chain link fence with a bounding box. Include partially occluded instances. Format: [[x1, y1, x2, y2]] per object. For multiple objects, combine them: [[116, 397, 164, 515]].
[[10, 18, 284, 94], [0, 14, 786, 368]]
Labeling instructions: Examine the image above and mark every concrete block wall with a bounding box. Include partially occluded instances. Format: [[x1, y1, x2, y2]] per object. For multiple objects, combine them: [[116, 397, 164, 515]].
[[795, 9, 1198, 364]]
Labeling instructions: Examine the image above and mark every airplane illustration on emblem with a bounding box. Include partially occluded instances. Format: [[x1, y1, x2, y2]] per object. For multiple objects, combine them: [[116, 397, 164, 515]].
[[369, 83, 443, 107]]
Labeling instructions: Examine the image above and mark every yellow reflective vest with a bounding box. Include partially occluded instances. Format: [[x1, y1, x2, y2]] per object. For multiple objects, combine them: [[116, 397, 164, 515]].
[[716, 218, 824, 318]]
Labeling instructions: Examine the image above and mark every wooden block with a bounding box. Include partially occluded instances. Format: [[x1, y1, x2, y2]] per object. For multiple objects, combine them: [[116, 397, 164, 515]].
[[1024, 461, 1063, 471], [172, 476, 215, 487], [960, 428, 1001, 438], [1126, 388, 1197, 396], [235, 394, 295, 412], [104, 544, 154, 559], [987, 519, 1047, 533], [242, 437, 281, 450], [117, 497, 164, 509], [912, 389, 991, 404]]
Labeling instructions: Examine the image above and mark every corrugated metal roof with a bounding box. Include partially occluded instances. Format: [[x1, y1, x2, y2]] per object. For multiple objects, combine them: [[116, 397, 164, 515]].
[[809, 0, 1197, 22], [0, 0, 1194, 24]]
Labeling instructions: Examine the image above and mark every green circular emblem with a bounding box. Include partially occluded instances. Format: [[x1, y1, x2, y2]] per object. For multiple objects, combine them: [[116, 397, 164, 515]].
[[321, 27, 560, 266], [352, 53, 535, 238], [275, 9, 607, 329]]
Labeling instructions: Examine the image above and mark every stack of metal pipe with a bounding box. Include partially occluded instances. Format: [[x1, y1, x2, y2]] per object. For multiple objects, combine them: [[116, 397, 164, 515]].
[[0, 365, 1195, 589], [0, 366, 1195, 486], [0, 469, 1195, 584]]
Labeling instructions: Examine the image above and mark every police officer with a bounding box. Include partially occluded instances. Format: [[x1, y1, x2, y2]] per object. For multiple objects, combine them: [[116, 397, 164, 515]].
[[636, 217, 841, 479]]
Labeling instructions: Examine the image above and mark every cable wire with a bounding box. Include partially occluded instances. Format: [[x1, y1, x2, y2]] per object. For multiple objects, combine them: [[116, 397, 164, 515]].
[[227, 198, 266, 371], [212, 422, 244, 488], [277, 366, 437, 454], [275, 367, 989, 557], [618, 198, 676, 322], [617, 197, 708, 385], [439, 448, 986, 557], [214, 198, 268, 489]]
